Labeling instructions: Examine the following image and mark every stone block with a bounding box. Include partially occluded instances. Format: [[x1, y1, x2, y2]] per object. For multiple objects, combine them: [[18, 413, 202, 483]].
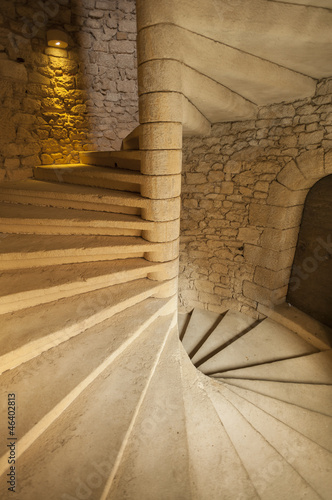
[[141, 173, 181, 199], [238, 227, 260, 244], [214, 286, 232, 298], [139, 92, 183, 123], [260, 227, 299, 251], [325, 150, 332, 174], [198, 292, 221, 306], [220, 181, 234, 194], [298, 130, 324, 146], [244, 244, 295, 271], [267, 182, 307, 207], [249, 203, 303, 230], [0, 60, 27, 81], [118, 19, 137, 33], [254, 266, 291, 289], [243, 281, 288, 308], [185, 173, 206, 185], [277, 160, 311, 190], [195, 280, 214, 293], [207, 171, 225, 183], [140, 122, 182, 151], [296, 148, 325, 180], [4, 158, 20, 169]]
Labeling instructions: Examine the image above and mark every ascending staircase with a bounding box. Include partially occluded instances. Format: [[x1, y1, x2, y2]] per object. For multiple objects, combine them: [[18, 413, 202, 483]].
[[0, 146, 331, 498]]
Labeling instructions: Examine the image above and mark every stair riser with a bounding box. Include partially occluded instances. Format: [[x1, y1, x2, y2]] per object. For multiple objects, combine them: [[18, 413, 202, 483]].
[[0, 253, 146, 270], [0, 194, 142, 215], [80, 153, 141, 171], [0, 225, 143, 237], [34, 170, 141, 193], [0, 220, 179, 240]]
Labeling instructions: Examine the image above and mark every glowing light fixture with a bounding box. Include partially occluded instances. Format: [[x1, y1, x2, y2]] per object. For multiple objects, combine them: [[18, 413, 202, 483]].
[[47, 29, 68, 49]]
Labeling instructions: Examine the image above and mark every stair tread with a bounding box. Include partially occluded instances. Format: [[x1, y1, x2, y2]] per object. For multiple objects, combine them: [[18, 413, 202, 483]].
[[200, 317, 318, 375], [181, 308, 221, 357], [0, 277, 166, 373], [259, 302, 332, 350], [221, 381, 332, 452], [213, 350, 332, 384], [179, 344, 259, 499], [206, 382, 322, 499], [106, 329, 191, 500], [217, 383, 332, 499], [192, 309, 257, 366], [0, 234, 155, 253], [0, 298, 173, 460], [80, 150, 141, 170], [35, 163, 143, 180], [217, 378, 332, 417], [0, 202, 151, 227], [177, 311, 190, 339], [4, 314, 175, 498], [0, 258, 167, 314]]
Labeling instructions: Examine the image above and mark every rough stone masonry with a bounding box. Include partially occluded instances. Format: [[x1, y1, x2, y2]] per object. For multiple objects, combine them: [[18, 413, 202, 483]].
[[0, 0, 138, 181], [179, 78, 332, 317]]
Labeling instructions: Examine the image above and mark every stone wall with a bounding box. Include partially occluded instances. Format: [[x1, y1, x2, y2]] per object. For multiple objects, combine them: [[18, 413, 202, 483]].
[[0, 0, 138, 181], [179, 78, 332, 318]]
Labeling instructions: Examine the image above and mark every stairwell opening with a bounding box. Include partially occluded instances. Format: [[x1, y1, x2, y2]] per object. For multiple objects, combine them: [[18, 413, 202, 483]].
[[287, 175, 332, 328]]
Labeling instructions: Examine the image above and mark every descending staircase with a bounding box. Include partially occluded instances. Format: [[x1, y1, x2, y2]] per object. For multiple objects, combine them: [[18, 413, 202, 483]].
[[1, 0, 332, 495], [0, 148, 331, 498]]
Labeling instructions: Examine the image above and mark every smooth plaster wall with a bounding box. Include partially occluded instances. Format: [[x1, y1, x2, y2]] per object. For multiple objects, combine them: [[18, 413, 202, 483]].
[[179, 78, 332, 317], [0, 0, 138, 181]]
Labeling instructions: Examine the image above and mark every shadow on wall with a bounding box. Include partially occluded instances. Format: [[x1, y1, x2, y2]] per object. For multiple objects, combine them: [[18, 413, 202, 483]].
[[0, 0, 139, 182]]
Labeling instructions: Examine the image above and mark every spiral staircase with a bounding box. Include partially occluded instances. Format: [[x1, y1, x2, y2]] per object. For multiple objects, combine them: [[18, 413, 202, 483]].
[[1, 0, 332, 498], [0, 146, 331, 499]]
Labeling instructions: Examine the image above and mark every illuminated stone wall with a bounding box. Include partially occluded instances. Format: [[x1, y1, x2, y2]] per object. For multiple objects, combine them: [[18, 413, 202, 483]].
[[0, 0, 138, 181]]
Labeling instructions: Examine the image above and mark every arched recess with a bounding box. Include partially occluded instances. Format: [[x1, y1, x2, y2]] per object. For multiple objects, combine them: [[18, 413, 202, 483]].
[[287, 174, 332, 327], [244, 148, 332, 311]]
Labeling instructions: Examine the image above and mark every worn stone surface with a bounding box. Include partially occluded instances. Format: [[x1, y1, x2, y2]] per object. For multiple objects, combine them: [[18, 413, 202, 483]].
[[0, 0, 138, 180], [179, 78, 332, 316]]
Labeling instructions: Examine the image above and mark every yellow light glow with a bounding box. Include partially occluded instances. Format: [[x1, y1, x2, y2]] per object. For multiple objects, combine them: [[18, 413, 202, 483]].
[[47, 29, 69, 49]]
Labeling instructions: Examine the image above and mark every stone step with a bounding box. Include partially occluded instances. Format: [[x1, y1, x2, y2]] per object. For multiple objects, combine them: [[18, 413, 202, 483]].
[[221, 382, 332, 452], [0, 258, 170, 314], [258, 303, 332, 350], [80, 150, 141, 171], [206, 382, 321, 499], [213, 350, 332, 384], [219, 383, 332, 499], [34, 164, 143, 193], [181, 308, 221, 358], [139, 24, 315, 107], [217, 378, 332, 417], [0, 298, 174, 462], [104, 329, 191, 500], [0, 179, 144, 215], [179, 344, 259, 499], [0, 277, 171, 374], [177, 311, 191, 340], [192, 309, 257, 366], [138, 0, 331, 79], [121, 126, 140, 150], [199, 318, 318, 375], [1, 314, 177, 498], [0, 234, 163, 270], [0, 202, 153, 236]]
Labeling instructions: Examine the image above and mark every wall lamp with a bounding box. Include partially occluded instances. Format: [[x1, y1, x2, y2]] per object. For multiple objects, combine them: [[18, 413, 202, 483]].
[[47, 29, 68, 49]]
